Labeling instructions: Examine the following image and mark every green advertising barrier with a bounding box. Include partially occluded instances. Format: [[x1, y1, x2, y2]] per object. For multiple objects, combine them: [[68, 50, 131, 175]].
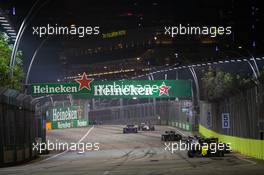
[[52, 119, 88, 129], [173, 121, 192, 131], [199, 124, 264, 160], [31, 75, 192, 98], [48, 106, 88, 129], [49, 106, 82, 122]]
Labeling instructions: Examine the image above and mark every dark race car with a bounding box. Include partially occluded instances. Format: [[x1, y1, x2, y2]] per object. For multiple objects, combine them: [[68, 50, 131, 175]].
[[186, 137, 231, 158], [123, 124, 138, 134], [138, 123, 155, 131], [161, 131, 182, 141]]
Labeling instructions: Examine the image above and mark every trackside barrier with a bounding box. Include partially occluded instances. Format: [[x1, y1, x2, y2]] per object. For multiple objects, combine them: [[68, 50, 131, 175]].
[[0, 87, 42, 167], [45, 120, 88, 130], [88, 100, 194, 128], [173, 121, 193, 131], [199, 124, 264, 160]]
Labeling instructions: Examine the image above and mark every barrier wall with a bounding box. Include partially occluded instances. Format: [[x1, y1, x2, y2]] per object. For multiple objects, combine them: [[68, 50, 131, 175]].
[[199, 85, 264, 159], [199, 86, 264, 139], [199, 124, 264, 160], [0, 88, 43, 167], [51, 119, 88, 129], [169, 121, 193, 131], [45, 105, 88, 129]]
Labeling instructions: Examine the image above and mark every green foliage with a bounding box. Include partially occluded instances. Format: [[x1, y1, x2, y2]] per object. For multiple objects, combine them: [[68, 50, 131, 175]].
[[259, 68, 264, 83], [201, 68, 255, 101], [0, 32, 24, 91]]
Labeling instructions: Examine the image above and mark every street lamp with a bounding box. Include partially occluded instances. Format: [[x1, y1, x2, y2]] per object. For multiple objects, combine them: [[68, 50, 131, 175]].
[[10, 0, 39, 78], [25, 37, 49, 91], [10, 0, 49, 78]]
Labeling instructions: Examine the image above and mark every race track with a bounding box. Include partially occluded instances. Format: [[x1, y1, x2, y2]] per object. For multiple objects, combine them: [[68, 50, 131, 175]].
[[0, 125, 263, 175]]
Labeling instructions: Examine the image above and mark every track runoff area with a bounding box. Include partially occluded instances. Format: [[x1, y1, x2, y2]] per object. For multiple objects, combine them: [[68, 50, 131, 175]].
[[1, 74, 263, 175]]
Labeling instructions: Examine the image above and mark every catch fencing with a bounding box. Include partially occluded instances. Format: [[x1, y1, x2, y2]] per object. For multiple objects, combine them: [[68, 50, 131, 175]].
[[0, 87, 44, 167], [89, 100, 194, 131], [199, 85, 264, 159], [200, 85, 264, 139]]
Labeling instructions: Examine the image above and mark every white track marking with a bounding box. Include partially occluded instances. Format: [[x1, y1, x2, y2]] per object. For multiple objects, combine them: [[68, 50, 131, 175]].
[[0, 126, 95, 171], [41, 125, 94, 162], [78, 126, 94, 143], [234, 154, 257, 166], [103, 171, 109, 175]]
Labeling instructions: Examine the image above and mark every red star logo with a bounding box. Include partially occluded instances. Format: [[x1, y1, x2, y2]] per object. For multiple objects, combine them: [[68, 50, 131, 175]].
[[75, 72, 94, 91], [159, 82, 171, 96]]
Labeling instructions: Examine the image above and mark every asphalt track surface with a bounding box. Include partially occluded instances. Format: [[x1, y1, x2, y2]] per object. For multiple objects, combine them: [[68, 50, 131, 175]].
[[0, 125, 264, 175]]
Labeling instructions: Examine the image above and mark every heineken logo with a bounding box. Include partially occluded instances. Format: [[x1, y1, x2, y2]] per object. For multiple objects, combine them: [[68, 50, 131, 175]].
[[33, 84, 78, 94], [75, 72, 94, 91], [33, 72, 93, 94], [48, 105, 87, 129], [31, 73, 192, 98], [52, 119, 88, 129], [159, 82, 171, 96], [93, 81, 171, 96], [57, 121, 71, 129], [52, 107, 81, 122]]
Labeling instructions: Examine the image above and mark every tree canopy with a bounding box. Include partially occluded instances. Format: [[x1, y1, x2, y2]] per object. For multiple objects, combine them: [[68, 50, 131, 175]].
[[0, 32, 24, 91], [201, 67, 264, 101]]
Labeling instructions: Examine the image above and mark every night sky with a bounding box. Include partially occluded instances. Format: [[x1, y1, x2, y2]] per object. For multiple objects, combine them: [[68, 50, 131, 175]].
[[0, 0, 263, 83]]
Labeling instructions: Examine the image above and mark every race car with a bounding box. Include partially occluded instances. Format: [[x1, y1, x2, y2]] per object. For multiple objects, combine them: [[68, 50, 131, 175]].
[[161, 131, 182, 141], [138, 123, 155, 131], [186, 137, 230, 158], [123, 124, 138, 134]]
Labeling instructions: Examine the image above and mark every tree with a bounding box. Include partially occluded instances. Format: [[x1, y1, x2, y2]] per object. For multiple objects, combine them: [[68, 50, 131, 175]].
[[259, 67, 264, 84], [201, 68, 255, 101], [0, 32, 24, 91]]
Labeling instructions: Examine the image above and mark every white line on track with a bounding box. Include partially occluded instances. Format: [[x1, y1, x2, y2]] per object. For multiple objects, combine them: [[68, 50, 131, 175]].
[[78, 125, 94, 143], [41, 125, 94, 162], [0, 126, 95, 172], [103, 171, 109, 175], [234, 154, 257, 166]]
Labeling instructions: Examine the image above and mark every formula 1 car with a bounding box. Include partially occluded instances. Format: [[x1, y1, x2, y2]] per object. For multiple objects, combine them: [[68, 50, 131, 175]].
[[186, 137, 231, 158], [123, 124, 138, 134], [161, 131, 182, 141], [138, 123, 155, 131]]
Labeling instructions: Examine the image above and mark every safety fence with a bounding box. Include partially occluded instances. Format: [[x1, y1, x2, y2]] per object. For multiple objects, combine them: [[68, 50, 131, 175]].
[[89, 100, 194, 131], [0, 88, 43, 167], [200, 85, 264, 139], [199, 85, 264, 159]]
